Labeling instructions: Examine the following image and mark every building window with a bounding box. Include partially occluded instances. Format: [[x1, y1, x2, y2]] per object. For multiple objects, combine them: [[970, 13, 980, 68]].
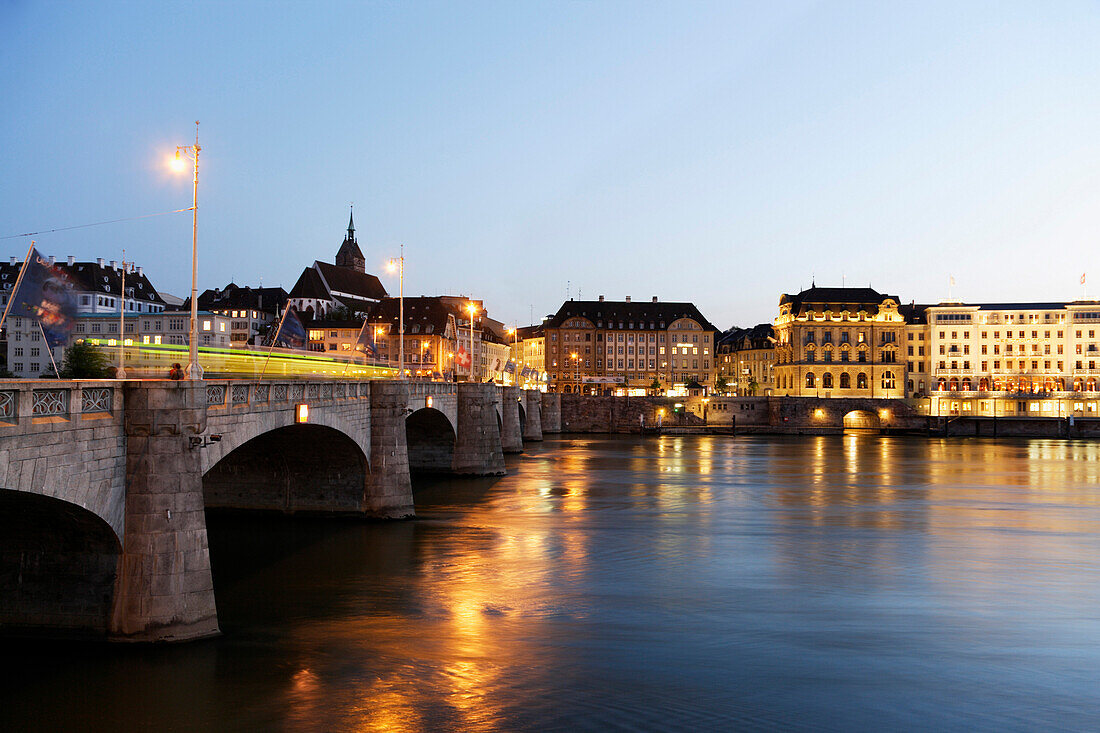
[[822, 373, 833, 389], [882, 371, 895, 389]]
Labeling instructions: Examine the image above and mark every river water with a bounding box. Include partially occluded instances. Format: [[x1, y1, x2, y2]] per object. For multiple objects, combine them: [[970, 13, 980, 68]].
[[4, 434, 1100, 731]]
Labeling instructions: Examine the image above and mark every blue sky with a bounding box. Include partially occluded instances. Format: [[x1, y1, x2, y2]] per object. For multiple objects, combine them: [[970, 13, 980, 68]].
[[3, 1, 1099, 328]]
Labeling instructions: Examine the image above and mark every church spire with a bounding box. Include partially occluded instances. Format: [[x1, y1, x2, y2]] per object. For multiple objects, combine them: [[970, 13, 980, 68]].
[[347, 206, 355, 241]]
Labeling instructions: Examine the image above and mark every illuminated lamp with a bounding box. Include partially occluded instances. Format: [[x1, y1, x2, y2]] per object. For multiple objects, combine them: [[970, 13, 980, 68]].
[[426, 396, 433, 408], [295, 403, 309, 423]]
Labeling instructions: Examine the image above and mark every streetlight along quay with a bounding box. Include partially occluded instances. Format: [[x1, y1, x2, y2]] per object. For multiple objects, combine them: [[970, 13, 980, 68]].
[[171, 121, 202, 380]]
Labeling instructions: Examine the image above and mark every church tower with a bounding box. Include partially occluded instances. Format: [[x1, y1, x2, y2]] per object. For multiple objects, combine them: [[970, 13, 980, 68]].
[[335, 207, 366, 273]]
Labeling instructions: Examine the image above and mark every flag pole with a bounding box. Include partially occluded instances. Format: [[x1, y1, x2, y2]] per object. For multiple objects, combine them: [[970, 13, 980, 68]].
[[344, 319, 370, 376], [0, 239, 37, 333], [260, 306, 291, 378], [38, 321, 61, 379]]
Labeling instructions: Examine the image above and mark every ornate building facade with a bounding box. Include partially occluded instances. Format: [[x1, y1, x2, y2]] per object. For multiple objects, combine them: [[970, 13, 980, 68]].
[[773, 287, 906, 399]]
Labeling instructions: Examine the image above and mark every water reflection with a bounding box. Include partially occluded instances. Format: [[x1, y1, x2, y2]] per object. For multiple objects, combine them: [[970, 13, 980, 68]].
[[3, 436, 1100, 731]]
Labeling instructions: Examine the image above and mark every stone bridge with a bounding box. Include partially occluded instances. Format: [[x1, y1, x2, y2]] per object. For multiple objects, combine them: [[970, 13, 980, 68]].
[[0, 379, 560, 642]]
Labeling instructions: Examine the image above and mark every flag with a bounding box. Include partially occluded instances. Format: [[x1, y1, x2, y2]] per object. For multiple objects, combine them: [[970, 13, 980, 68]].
[[504, 359, 516, 373], [493, 358, 502, 372], [272, 308, 307, 349], [456, 345, 471, 368], [1082, 273, 1087, 285], [353, 321, 377, 356], [6, 248, 78, 347], [949, 276, 956, 287]]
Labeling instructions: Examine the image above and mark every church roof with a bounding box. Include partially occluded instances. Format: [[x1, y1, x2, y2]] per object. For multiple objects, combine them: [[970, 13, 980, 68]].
[[288, 267, 330, 299], [315, 261, 387, 300]]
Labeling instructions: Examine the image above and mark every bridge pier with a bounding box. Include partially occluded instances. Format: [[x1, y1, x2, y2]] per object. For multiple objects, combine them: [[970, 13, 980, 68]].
[[501, 387, 524, 453], [539, 391, 560, 434], [110, 382, 219, 643], [366, 381, 415, 518], [452, 383, 506, 475]]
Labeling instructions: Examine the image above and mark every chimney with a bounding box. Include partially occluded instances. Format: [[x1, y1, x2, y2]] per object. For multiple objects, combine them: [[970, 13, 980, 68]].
[[67, 256, 75, 266], [136, 266, 143, 277], [625, 296, 631, 303], [97, 257, 105, 267], [598, 295, 604, 302], [9, 257, 15, 265], [652, 296, 658, 303], [48, 255, 55, 265], [109, 260, 117, 270]]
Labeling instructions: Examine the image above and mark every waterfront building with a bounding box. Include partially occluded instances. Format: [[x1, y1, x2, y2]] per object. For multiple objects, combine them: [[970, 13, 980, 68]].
[[772, 286, 906, 399], [286, 212, 388, 320], [900, 303, 930, 397], [922, 299, 1100, 417], [715, 323, 775, 396], [192, 282, 288, 345], [367, 296, 466, 379], [134, 310, 232, 348], [1, 255, 166, 377], [306, 318, 363, 354], [515, 324, 546, 388], [542, 296, 717, 395]]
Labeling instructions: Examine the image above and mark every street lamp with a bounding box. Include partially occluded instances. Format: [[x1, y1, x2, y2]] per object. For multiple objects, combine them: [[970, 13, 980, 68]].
[[508, 327, 517, 386], [172, 121, 202, 380], [571, 352, 579, 393], [387, 246, 404, 380], [467, 302, 478, 382]]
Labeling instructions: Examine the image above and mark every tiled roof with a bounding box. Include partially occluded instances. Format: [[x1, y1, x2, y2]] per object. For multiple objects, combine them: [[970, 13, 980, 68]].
[[1, 259, 165, 303], [545, 299, 717, 331], [368, 296, 456, 335], [315, 261, 387, 301], [288, 267, 330, 299], [195, 283, 287, 314]]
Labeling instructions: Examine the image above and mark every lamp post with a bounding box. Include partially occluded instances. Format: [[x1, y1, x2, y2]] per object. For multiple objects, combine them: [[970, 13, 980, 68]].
[[117, 251, 128, 379], [172, 121, 202, 380], [387, 246, 404, 380], [571, 352, 579, 393], [508, 327, 517, 386], [467, 302, 478, 382]]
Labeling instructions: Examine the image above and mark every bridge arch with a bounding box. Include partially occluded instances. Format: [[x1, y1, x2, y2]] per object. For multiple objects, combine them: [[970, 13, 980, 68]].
[[0, 488, 121, 637], [203, 424, 370, 514], [406, 407, 457, 473]]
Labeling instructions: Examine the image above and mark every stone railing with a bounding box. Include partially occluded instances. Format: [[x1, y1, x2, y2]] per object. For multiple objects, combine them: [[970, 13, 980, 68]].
[[204, 380, 365, 408], [407, 381, 458, 398], [0, 380, 118, 425]]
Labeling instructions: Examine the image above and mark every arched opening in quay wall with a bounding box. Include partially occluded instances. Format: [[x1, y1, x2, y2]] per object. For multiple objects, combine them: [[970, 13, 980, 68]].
[[842, 410, 881, 431]]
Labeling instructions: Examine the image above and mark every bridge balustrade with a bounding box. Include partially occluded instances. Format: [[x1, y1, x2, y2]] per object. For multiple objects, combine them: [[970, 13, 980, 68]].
[[0, 381, 119, 425]]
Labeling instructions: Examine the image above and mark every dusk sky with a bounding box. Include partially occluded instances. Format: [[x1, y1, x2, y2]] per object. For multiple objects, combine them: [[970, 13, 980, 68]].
[[3, 1, 1100, 328]]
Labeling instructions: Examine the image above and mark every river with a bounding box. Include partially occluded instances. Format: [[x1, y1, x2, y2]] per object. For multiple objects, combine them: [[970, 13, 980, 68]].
[[3, 435, 1100, 731]]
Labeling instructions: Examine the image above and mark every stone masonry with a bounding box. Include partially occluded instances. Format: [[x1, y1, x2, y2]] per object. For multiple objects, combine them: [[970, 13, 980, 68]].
[[500, 387, 523, 453]]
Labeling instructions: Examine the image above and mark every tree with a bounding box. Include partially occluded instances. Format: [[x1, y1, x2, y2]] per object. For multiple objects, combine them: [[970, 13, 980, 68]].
[[714, 376, 729, 395], [747, 377, 760, 396], [59, 342, 112, 379], [649, 378, 663, 395]]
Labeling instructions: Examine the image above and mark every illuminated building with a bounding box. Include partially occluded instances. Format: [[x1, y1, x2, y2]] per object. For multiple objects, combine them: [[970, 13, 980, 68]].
[[1, 255, 166, 378], [772, 287, 906, 399], [368, 296, 464, 379], [715, 324, 775, 395], [515, 324, 546, 388], [922, 299, 1100, 417], [542, 296, 717, 395], [192, 282, 287, 345]]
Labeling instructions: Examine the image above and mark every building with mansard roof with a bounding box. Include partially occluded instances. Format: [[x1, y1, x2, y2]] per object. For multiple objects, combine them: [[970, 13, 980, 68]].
[[772, 285, 905, 398], [286, 210, 388, 320], [542, 295, 718, 395]]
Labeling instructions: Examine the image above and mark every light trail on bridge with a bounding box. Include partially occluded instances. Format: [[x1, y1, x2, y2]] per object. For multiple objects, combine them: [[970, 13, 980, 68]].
[[79, 341, 400, 380]]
